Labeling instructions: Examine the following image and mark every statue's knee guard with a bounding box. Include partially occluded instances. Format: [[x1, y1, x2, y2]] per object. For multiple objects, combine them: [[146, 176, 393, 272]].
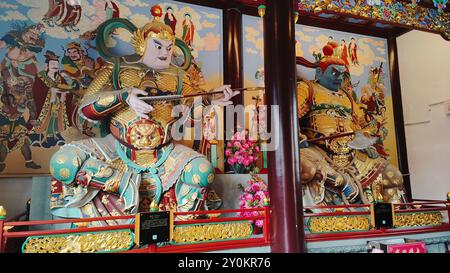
[[175, 157, 215, 214], [181, 157, 215, 188], [300, 159, 317, 183], [382, 164, 403, 188], [50, 146, 88, 185]]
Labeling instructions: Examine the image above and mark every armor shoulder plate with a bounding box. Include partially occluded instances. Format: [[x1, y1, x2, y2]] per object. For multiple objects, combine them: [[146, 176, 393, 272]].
[[84, 63, 114, 97], [119, 67, 144, 88]]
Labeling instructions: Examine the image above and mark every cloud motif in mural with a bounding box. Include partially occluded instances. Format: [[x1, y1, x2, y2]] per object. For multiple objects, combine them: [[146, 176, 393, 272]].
[[122, 0, 150, 7], [376, 47, 386, 54], [296, 40, 304, 57], [244, 26, 264, 57], [201, 11, 220, 20], [302, 26, 319, 33], [202, 20, 216, 29], [201, 32, 220, 51], [246, 47, 258, 55], [0, 10, 28, 21], [296, 30, 313, 42], [14, 0, 40, 8], [0, 3, 19, 9]]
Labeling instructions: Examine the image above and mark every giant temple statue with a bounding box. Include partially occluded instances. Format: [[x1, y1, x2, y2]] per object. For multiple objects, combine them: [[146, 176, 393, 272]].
[[48, 6, 238, 225], [296, 43, 407, 210]]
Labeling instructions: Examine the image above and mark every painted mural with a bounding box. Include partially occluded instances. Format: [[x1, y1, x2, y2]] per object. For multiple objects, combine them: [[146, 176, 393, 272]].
[[0, 0, 223, 176], [242, 15, 399, 167]]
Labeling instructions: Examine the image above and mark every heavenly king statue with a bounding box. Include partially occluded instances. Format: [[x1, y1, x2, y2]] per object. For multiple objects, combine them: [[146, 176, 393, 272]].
[[49, 7, 238, 225], [296, 44, 406, 210]]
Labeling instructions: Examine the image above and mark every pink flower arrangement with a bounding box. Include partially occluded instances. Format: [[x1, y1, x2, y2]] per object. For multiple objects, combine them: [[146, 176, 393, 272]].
[[238, 174, 269, 228], [225, 130, 260, 174]]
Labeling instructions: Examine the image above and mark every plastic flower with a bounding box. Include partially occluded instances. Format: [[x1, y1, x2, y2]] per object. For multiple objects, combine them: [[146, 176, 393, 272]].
[[225, 130, 261, 174], [238, 174, 269, 228]]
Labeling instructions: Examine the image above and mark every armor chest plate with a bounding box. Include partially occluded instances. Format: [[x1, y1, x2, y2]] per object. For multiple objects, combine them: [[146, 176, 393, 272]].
[[110, 70, 181, 149]]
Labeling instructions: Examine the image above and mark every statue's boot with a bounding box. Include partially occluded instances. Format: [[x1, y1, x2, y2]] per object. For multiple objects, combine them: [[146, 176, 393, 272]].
[[205, 189, 223, 211], [25, 161, 41, 169]]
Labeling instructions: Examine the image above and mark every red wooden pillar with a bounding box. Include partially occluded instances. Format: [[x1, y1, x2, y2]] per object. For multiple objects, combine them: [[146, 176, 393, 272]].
[[223, 4, 244, 172], [223, 4, 244, 104], [263, 0, 305, 252]]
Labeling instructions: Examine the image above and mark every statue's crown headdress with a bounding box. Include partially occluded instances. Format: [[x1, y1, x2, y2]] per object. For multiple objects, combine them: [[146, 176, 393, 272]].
[[131, 4, 176, 56]]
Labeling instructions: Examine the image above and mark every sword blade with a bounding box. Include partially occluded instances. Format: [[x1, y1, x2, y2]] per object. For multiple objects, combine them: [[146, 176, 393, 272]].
[[139, 87, 265, 102]]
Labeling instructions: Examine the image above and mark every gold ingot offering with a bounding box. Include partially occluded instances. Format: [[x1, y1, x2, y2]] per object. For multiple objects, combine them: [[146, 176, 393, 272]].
[[258, 5, 266, 18], [0, 206, 6, 218]]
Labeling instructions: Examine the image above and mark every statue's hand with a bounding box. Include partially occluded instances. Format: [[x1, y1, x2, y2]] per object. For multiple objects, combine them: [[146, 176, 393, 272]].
[[210, 85, 240, 106], [126, 87, 154, 119]]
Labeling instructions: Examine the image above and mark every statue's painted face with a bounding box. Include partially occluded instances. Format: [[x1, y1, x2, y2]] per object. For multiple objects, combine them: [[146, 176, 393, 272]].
[[316, 64, 346, 92], [142, 38, 174, 70]]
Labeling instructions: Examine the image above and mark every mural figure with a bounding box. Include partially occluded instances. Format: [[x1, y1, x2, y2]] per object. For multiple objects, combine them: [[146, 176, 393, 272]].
[[43, 0, 66, 27], [326, 36, 340, 57], [30, 51, 77, 148], [164, 6, 177, 34], [182, 13, 195, 48], [59, 0, 83, 32], [61, 42, 98, 136], [296, 44, 406, 210], [360, 63, 390, 158], [0, 76, 42, 172], [104, 0, 120, 20], [44, 0, 83, 32], [0, 23, 46, 172], [348, 37, 359, 65], [61, 42, 95, 89], [338, 39, 350, 66], [0, 23, 45, 85], [49, 9, 238, 224]]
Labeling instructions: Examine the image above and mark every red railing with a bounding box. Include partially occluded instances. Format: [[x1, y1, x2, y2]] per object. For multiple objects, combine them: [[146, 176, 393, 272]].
[[303, 200, 450, 242], [0, 207, 270, 253]]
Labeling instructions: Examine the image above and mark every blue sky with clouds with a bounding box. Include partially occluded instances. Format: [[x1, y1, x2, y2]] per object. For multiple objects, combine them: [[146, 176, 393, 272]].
[[0, 0, 223, 88]]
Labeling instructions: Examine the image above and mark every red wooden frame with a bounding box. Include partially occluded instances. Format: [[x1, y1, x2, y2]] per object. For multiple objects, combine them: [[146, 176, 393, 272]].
[[303, 200, 450, 243], [0, 207, 271, 253]]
